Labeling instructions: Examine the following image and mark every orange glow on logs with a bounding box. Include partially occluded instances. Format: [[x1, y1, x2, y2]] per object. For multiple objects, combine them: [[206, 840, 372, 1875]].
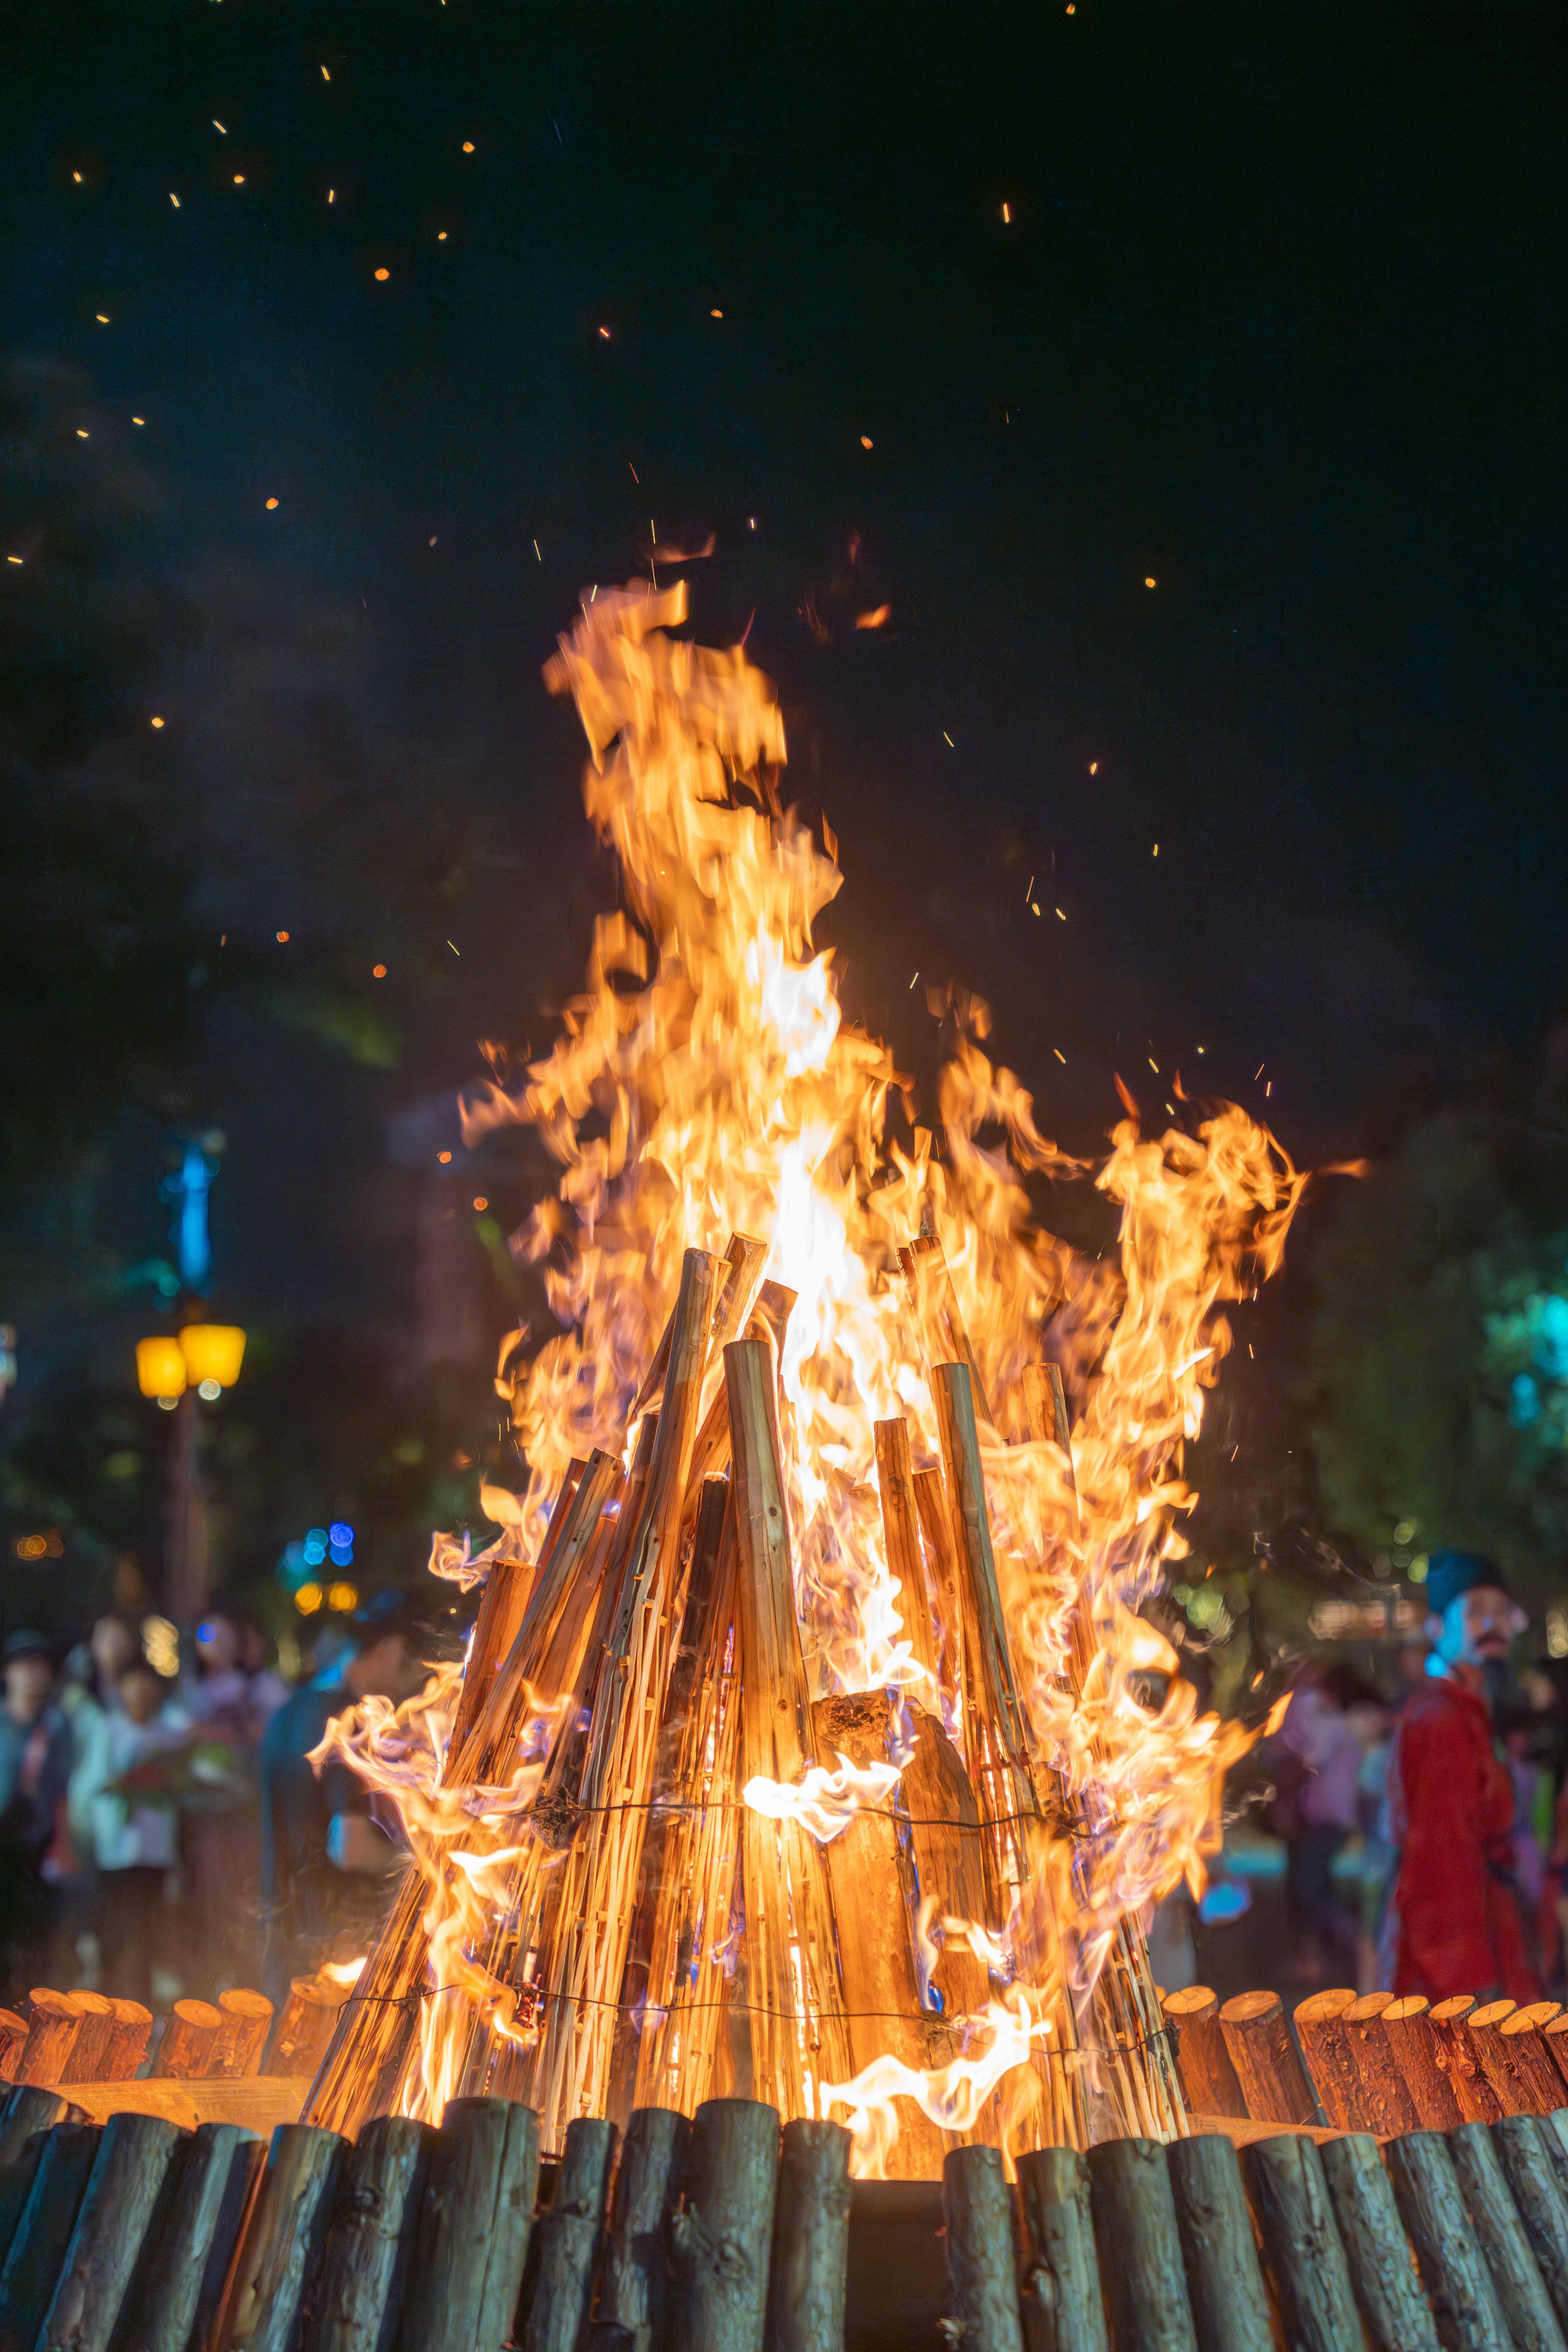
[[311, 579, 1310, 2171]]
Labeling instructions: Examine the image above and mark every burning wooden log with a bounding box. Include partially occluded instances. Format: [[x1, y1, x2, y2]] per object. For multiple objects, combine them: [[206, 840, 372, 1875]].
[[36, 2109, 184, 2352]]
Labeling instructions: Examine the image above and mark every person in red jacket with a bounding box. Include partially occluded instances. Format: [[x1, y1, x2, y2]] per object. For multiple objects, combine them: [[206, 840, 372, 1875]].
[[1389, 1550, 1539, 2003]]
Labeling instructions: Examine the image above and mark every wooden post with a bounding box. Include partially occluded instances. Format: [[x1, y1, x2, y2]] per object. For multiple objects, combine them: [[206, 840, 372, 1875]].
[[59, 1994, 116, 2086], [1165, 2135, 1272, 2352], [211, 1992, 275, 2082], [591, 2105, 689, 2352], [764, 2118, 852, 2352], [271, 1977, 351, 2078], [1494, 2115, 1568, 2331], [669, 2099, 780, 2352], [873, 1417, 941, 1692], [808, 1687, 946, 2180], [1448, 2120, 1567, 2352], [16, 1990, 82, 2087], [115, 2120, 261, 2352], [522, 2116, 617, 2352], [0, 2087, 73, 2255], [0, 2011, 25, 2076], [942, 2145, 1024, 2352], [1291, 1991, 1359, 2130], [1381, 1997, 1463, 2130], [1243, 2134, 1363, 2352], [1217, 1994, 1317, 2127], [212, 2123, 346, 2352], [1385, 2129, 1511, 2352], [1015, 2146, 1109, 2352], [727, 1337, 854, 2118], [1543, 2015, 1568, 2102], [1087, 2137, 1198, 2352], [398, 2098, 539, 2352], [302, 2114, 433, 2352], [1537, 2108, 1568, 2205], [1338, 1992, 1419, 2134], [1430, 1997, 1504, 2124], [152, 2000, 224, 2080], [1160, 1991, 1245, 2121], [1479, 2006, 1567, 2119], [0, 2122, 103, 2352], [1318, 2132, 1441, 2352], [103, 2001, 155, 2082], [36, 2110, 185, 2352]]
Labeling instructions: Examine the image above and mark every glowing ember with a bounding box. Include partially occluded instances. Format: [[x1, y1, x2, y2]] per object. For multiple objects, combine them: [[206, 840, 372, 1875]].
[[307, 579, 1308, 2175]]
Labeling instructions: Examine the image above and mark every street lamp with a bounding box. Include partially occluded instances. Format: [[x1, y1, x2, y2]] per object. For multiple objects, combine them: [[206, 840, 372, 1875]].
[[136, 1320, 246, 1619]]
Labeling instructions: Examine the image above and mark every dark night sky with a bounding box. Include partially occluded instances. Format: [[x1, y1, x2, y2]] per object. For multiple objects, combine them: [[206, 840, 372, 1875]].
[[7, 2, 1566, 1329]]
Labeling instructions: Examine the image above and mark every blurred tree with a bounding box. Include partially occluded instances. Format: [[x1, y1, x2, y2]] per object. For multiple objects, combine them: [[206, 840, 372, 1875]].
[[1301, 1067, 1568, 1605]]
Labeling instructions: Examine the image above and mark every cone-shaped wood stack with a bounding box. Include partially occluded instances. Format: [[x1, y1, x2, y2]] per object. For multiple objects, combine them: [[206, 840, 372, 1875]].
[[304, 1233, 1183, 2172]]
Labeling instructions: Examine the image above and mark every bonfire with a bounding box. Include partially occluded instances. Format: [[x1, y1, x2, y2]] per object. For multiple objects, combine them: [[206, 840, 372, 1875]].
[[305, 580, 1305, 2177]]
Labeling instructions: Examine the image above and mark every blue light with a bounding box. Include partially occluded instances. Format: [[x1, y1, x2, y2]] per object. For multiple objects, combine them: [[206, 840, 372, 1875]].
[[303, 1536, 327, 1566], [330, 1541, 354, 1567], [329, 1521, 354, 1548]]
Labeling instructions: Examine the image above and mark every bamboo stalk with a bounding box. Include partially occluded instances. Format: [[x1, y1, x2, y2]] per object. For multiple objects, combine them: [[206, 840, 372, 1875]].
[[941, 2144, 1024, 2352], [1015, 2146, 1110, 2352], [764, 2119, 852, 2352], [1318, 2132, 1441, 2352], [930, 1361, 1082, 2152], [591, 2105, 689, 2352], [529, 1248, 727, 2149], [301, 2115, 433, 2352], [873, 1418, 940, 1693], [36, 2109, 185, 2352], [1165, 2134, 1272, 2352], [669, 2099, 779, 2352], [727, 1335, 854, 2120], [911, 1469, 964, 1727]]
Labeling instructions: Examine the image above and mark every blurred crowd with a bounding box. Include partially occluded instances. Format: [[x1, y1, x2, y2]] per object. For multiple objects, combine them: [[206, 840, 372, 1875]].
[[0, 1588, 438, 2016]]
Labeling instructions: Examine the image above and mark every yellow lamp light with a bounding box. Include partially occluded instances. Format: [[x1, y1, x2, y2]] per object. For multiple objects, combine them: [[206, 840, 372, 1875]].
[[136, 1336, 187, 1400], [178, 1324, 246, 1388]]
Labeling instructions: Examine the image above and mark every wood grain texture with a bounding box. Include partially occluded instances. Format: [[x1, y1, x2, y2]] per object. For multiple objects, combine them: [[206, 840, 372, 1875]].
[[1385, 2129, 1511, 2352], [302, 2113, 433, 2352], [669, 2099, 779, 2352], [36, 2109, 184, 2352], [764, 2119, 852, 2352], [1015, 2146, 1109, 2352], [1339, 1992, 1419, 2135], [397, 2098, 538, 2352], [1218, 1993, 1318, 2128], [1448, 2119, 1567, 2352], [942, 2145, 1025, 2352], [1087, 2135, 1198, 2352], [1292, 1992, 1359, 2132], [1318, 2130, 1440, 2352], [115, 2119, 261, 2352], [1243, 2131, 1363, 2352], [0, 2121, 103, 2352], [590, 2105, 688, 2352], [1162, 1991, 1245, 2122], [1381, 1997, 1463, 2131], [1494, 2114, 1568, 2330], [522, 2115, 616, 2352], [152, 2001, 224, 2082], [1165, 2134, 1272, 2352], [212, 2121, 347, 2352]]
